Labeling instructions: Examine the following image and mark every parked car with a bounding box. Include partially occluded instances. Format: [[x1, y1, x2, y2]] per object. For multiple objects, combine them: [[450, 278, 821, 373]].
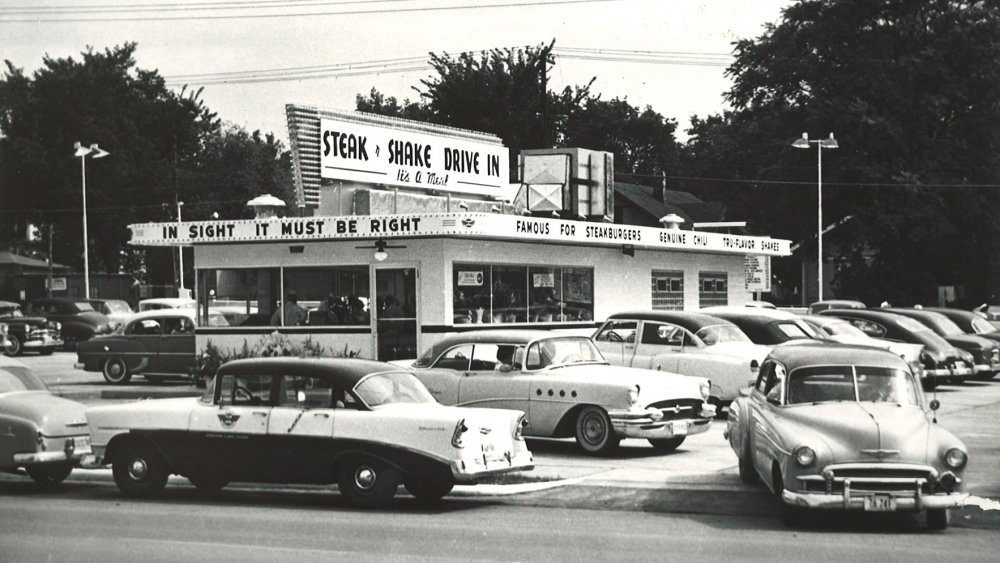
[[0, 300, 63, 356], [797, 314, 924, 377], [28, 297, 111, 350], [398, 330, 715, 454], [0, 354, 91, 485], [76, 309, 229, 384], [807, 300, 866, 314], [973, 303, 1000, 330], [884, 308, 1000, 380], [818, 309, 972, 388], [85, 357, 534, 507], [137, 298, 196, 312], [726, 344, 968, 530], [923, 307, 1000, 345], [700, 306, 824, 346], [592, 310, 770, 408], [87, 298, 135, 331]]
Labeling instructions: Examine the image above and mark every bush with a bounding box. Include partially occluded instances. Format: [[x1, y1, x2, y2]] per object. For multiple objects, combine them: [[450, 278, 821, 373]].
[[190, 332, 359, 386]]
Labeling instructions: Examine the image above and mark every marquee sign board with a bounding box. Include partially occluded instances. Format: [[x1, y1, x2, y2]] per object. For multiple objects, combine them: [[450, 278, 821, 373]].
[[128, 212, 792, 257]]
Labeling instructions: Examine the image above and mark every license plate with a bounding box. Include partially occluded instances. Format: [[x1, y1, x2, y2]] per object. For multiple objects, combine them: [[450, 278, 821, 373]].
[[864, 494, 896, 512], [670, 421, 688, 436], [73, 436, 92, 455], [481, 442, 495, 455]]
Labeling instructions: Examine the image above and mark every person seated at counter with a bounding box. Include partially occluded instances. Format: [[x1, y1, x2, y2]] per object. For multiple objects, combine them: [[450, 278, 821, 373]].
[[271, 290, 307, 326]]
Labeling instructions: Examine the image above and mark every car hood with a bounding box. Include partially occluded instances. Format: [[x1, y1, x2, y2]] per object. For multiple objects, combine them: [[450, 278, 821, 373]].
[[707, 341, 771, 362], [542, 363, 706, 401], [782, 402, 934, 462], [944, 334, 997, 352], [0, 391, 88, 435], [824, 336, 923, 363], [0, 316, 49, 327]]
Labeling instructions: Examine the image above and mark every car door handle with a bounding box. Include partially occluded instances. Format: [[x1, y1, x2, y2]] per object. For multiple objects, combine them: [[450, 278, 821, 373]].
[[252, 411, 268, 417], [313, 413, 330, 419]]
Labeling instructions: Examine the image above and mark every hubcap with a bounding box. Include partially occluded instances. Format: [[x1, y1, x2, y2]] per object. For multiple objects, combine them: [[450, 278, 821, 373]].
[[583, 414, 605, 444], [354, 466, 376, 491], [109, 362, 123, 378], [128, 457, 148, 481]]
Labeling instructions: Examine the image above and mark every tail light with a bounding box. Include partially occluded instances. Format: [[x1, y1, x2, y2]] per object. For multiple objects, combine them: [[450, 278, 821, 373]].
[[513, 414, 527, 441], [451, 419, 468, 448]]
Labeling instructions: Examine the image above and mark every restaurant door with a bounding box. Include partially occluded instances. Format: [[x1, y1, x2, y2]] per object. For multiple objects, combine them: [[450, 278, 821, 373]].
[[373, 266, 418, 361]]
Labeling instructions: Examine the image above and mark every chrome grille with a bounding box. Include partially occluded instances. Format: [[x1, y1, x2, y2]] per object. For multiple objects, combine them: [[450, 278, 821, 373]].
[[647, 399, 703, 421], [799, 463, 937, 494]]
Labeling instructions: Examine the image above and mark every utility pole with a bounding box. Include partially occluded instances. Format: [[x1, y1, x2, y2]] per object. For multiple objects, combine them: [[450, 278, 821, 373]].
[[538, 41, 555, 145]]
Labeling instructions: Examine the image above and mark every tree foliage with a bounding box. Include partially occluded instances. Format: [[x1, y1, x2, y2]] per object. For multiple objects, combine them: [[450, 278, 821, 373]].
[[682, 0, 1000, 304], [0, 43, 294, 287]]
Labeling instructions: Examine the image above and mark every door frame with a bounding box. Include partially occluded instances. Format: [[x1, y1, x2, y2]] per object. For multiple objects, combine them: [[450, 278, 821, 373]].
[[370, 262, 421, 361]]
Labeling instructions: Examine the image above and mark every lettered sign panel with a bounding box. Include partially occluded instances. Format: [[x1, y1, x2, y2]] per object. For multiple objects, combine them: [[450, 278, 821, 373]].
[[319, 117, 509, 196]]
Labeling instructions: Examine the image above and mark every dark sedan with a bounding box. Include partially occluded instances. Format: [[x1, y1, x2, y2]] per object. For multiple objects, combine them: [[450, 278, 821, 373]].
[[76, 309, 228, 384], [884, 308, 1000, 380], [818, 309, 972, 388], [924, 307, 1000, 345], [700, 306, 824, 346], [28, 297, 110, 350], [0, 300, 63, 356]]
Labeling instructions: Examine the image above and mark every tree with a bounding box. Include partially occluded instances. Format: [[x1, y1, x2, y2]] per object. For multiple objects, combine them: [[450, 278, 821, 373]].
[[0, 43, 294, 291], [682, 0, 1000, 305]]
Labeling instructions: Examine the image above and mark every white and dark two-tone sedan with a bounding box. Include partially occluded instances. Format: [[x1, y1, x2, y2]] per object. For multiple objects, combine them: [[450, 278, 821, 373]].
[[86, 357, 534, 507]]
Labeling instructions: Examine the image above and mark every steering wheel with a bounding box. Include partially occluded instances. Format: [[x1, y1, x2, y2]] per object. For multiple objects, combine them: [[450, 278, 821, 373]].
[[604, 331, 623, 343]]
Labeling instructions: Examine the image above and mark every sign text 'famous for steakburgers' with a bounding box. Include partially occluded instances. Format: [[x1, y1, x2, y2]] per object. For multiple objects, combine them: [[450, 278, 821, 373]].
[[319, 117, 509, 196]]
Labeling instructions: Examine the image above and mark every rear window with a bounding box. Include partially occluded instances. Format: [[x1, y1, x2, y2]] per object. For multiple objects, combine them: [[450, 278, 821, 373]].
[[896, 317, 931, 333]]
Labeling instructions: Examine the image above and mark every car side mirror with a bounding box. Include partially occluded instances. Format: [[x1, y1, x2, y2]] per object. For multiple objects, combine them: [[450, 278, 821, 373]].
[[929, 399, 940, 411]]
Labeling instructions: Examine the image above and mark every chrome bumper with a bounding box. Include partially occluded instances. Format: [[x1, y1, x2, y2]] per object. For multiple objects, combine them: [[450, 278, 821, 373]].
[[24, 337, 64, 349], [451, 450, 535, 483], [13, 449, 89, 464], [610, 415, 713, 440], [924, 366, 972, 378], [783, 489, 968, 511]]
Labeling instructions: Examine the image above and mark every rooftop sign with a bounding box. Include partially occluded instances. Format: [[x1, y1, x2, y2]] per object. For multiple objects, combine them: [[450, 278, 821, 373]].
[[128, 212, 791, 257]]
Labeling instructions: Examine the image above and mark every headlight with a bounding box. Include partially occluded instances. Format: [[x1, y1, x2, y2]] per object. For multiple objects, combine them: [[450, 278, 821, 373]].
[[628, 385, 640, 406], [451, 419, 467, 448], [793, 445, 816, 467], [699, 380, 711, 400], [944, 447, 967, 469], [957, 349, 974, 364]]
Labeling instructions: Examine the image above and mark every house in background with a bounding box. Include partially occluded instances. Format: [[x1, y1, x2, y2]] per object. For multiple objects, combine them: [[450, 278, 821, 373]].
[[613, 181, 727, 229]]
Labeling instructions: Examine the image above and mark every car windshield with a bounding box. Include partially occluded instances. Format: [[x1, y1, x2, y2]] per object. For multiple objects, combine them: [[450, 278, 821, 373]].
[[896, 317, 933, 334], [927, 315, 965, 337], [821, 320, 869, 339], [104, 301, 133, 314], [354, 371, 436, 407], [73, 302, 96, 312], [0, 366, 48, 392], [971, 317, 995, 334], [206, 313, 231, 327], [524, 336, 605, 369], [774, 322, 814, 340], [696, 324, 751, 345], [785, 365, 919, 406]]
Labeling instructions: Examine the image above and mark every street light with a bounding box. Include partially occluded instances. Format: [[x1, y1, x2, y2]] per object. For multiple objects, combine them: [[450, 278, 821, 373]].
[[177, 200, 187, 297], [73, 142, 110, 299], [792, 132, 838, 302]]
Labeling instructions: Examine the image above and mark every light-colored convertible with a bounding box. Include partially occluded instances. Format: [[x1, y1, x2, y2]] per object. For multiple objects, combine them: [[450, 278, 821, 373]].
[[726, 344, 968, 529], [401, 330, 715, 454]]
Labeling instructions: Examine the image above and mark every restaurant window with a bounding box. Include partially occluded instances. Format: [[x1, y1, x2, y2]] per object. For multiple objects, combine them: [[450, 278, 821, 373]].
[[197, 266, 370, 327], [453, 264, 593, 324], [283, 266, 370, 326], [198, 268, 279, 327], [698, 272, 729, 308], [652, 270, 684, 310]]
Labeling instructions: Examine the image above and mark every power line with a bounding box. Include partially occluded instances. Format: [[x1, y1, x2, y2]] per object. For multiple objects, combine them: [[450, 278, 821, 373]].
[[0, 0, 618, 22], [0, 0, 410, 15], [616, 171, 1000, 188]]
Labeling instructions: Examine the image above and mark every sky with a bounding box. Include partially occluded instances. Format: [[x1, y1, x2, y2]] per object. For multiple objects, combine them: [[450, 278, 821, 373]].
[[1, 0, 795, 145]]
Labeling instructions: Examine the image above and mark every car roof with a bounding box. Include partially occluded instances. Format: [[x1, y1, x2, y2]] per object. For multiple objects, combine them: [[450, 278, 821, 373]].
[[128, 309, 197, 323], [0, 354, 29, 369], [139, 298, 196, 306], [766, 343, 910, 370], [882, 308, 950, 324], [818, 308, 914, 324], [422, 329, 569, 358], [0, 300, 19, 307], [811, 299, 866, 308], [217, 357, 407, 388], [924, 307, 980, 321], [606, 310, 738, 331], [700, 306, 803, 321]]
